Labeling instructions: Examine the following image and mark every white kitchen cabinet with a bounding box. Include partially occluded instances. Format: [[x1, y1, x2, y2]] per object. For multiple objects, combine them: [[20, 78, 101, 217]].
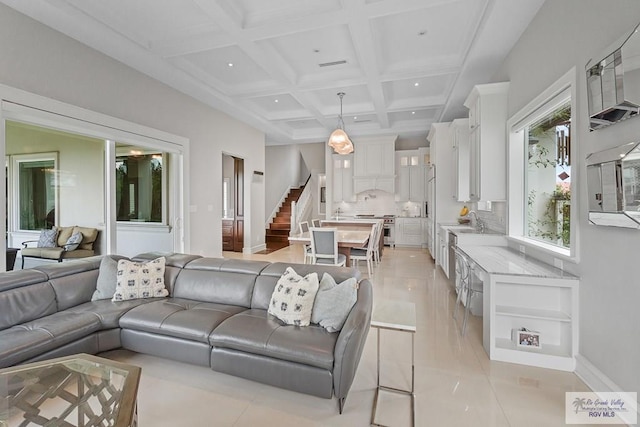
[[437, 226, 449, 277], [395, 217, 423, 247], [458, 244, 579, 371], [451, 119, 470, 202], [395, 150, 425, 202], [353, 137, 396, 193], [464, 82, 509, 202], [332, 154, 354, 202]]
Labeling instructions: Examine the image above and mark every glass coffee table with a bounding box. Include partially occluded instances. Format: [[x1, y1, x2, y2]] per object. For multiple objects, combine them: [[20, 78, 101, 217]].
[[370, 299, 416, 427], [0, 353, 141, 427]]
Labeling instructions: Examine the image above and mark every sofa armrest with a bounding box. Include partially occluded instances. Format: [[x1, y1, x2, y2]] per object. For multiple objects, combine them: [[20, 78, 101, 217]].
[[22, 240, 39, 249], [332, 279, 373, 401]]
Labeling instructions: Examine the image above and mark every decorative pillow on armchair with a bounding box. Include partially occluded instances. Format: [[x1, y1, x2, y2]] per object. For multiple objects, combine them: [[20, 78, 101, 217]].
[[268, 267, 319, 326], [311, 273, 358, 332], [112, 257, 168, 301], [37, 228, 58, 248], [64, 232, 83, 251]]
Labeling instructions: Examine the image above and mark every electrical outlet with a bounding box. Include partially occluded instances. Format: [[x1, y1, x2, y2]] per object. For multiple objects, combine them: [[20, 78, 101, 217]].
[[519, 245, 525, 254], [554, 258, 564, 270]]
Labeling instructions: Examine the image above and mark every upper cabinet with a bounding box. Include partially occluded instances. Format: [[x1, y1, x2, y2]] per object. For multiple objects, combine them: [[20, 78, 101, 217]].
[[464, 82, 509, 202], [451, 119, 470, 202], [396, 149, 427, 202], [353, 136, 396, 193], [332, 154, 354, 202]]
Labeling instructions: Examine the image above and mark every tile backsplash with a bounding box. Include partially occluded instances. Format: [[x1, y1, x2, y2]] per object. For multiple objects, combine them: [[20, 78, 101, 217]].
[[474, 201, 506, 233], [332, 190, 423, 217]]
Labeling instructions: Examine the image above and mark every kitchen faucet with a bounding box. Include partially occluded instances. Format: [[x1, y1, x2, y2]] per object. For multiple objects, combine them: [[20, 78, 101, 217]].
[[468, 210, 485, 233]]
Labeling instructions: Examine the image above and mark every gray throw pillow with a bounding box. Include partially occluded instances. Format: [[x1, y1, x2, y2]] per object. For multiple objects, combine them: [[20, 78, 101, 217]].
[[311, 272, 358, 332], [64, 231, 83, 251], [37, 228, 58, 248], [91, 256, 121, 301]]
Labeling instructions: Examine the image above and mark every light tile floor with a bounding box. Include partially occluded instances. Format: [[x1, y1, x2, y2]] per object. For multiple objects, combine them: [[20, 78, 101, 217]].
[[104, 246, 593, 426]]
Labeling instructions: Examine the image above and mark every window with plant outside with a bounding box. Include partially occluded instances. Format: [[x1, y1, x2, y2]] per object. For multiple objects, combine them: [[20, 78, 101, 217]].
[[525, 102, 571, 249]]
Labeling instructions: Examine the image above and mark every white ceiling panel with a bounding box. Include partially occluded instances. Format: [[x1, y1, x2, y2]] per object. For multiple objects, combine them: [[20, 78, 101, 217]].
[[372, 0, 485, 75], [180, 45, 275, 89], [383, 74, 453, 108], [260, 24, 362, 84], [223, 0, 342, 28], [0, 0, 545, 144], [66, 0, 219, 46], [389, 109, 439, 125], [284, 118, 324, 130]]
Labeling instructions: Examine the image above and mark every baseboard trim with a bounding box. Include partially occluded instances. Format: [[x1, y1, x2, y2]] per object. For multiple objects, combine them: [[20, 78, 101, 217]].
[[244, 244, 266, 254], [575, 354, 638, 426]]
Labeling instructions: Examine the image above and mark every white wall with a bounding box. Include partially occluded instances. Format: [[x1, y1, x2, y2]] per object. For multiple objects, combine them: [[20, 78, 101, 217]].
[[265, 144, 299, 222], [494, 0, 640, 394], [0, 4, 266, 256]]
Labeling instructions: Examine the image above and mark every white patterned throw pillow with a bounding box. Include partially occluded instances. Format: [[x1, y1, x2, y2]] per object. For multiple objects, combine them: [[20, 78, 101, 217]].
[[112, 257, 168, 301], [268, 267, 319, 326]]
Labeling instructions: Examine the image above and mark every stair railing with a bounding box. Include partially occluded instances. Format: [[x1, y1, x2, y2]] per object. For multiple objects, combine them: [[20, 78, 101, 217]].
[[290, 176, 312, 235]]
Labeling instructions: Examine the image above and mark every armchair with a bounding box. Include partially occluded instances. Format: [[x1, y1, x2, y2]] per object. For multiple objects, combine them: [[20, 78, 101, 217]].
[[21, 226, 99, 268]]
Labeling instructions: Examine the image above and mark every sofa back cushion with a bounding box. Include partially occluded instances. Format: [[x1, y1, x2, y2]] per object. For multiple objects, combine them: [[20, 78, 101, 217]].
[[50, 270, 100, 310], [252, 262, 360, 309], [0, 282, 57, 330], [173, 269, 256, 307]]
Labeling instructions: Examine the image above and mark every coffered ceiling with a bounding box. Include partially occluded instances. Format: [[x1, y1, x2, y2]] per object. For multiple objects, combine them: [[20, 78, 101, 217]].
[[1, 0, 545, 145]]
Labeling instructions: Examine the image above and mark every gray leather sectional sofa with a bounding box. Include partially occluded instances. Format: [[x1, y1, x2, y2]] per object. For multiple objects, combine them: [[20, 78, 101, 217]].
[[0, 253, 372, 412]]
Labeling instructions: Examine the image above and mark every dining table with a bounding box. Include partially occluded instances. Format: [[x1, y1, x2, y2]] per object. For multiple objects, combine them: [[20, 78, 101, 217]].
[[288, 227, 371, 267]]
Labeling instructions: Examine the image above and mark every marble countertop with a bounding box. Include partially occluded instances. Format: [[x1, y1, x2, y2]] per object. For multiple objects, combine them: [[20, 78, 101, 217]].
[[457, 244, 578, 279]]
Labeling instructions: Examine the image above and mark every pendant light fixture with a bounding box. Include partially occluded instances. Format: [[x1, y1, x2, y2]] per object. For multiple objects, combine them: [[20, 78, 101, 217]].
[[328, 92, 354, 155]]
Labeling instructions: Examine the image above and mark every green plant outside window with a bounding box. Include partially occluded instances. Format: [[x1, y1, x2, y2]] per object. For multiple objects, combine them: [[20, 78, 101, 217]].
[[526, 103, 572, 249]]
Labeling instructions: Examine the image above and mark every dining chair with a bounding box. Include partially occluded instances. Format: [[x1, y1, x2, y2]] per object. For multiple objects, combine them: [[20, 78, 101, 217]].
[[310, 227, 346, 266], [349, 224, 376, 276], [452, 246, 482, 336], [371, 221, 382, 265], [299, 221, 312, 264], [311, 218, 321, 228]]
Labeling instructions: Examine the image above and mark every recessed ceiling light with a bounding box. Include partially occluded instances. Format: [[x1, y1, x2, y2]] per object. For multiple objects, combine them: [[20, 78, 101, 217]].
[[414, 82, 420, 87], [354, 116, 358, 120], [411, 111, 416, 115], [274, 99, 279, 103], [313, 49, 320, 53], [227, 63, 234, 67], [418, 30, 427, 36]]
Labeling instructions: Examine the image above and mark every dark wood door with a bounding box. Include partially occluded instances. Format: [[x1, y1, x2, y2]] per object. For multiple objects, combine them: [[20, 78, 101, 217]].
[[233, 157, 244, 252], [222, 219, 234, 251]]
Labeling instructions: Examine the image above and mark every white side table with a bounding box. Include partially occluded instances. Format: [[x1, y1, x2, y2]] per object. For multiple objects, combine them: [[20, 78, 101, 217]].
[[370, 300, 416, 427]]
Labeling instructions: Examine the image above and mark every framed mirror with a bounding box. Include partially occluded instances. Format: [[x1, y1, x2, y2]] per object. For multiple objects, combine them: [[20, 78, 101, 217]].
[[586, 141, 640, 228], [586, 21, 640, 131]]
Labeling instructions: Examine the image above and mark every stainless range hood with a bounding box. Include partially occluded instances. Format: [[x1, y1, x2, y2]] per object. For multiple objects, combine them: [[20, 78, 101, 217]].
[[586, 141, 640, 228]]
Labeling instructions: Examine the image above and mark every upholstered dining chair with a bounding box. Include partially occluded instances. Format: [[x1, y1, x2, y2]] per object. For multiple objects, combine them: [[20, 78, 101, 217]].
[[349, 223, 376, 276], [309, 227, 346, 266], [299, 221, 313, 264]]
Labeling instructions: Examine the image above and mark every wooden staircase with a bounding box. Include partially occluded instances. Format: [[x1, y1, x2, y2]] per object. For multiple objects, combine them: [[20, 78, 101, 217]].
[[265, 187, 303, 251]]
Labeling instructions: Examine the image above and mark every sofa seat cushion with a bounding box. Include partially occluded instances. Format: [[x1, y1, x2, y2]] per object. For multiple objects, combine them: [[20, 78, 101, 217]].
[[210, 309, 338, 371], [119, 298, 246, 343], [69, 299, 155, 329], [21, 247, 64, 260], [0, 312, 101, 368]]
